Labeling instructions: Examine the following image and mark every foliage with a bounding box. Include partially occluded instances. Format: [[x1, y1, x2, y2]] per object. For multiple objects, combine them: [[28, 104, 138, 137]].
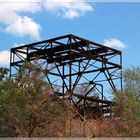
[[1, 64, 139, 137], [101, 67, 140, 137], [0, 78, 22, 137], [123, 67, 140, 100], [0, 67, 9, 81], [0, 62, 72, 137]]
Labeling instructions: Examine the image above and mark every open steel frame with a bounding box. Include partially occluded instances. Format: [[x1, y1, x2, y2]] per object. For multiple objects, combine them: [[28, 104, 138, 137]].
[[10, 34, 122, 117]]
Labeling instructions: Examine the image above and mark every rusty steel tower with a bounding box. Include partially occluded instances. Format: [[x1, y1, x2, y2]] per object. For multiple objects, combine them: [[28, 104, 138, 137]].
[[10, 34, 122, 117]]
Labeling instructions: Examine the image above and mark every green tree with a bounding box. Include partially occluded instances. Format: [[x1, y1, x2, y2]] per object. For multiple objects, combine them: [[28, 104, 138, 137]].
[[0, 63, 73, 137], [0, 67, 9, 81], [123, 67, 140, 99], [0, 78, 22, 137], [101, 67, 140, 137]]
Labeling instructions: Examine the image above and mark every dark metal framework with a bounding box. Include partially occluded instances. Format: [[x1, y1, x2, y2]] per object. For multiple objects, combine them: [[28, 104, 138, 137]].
[[10, 34, 122, 116]]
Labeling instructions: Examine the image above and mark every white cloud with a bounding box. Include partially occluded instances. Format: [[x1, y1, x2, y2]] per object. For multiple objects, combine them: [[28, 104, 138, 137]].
[[0, 0, 94, 39], [64, 9, 79, 19], [0, 50, 10, 65], [0, 0, 42, 40], [43, 0, 93, 19], [0, 0, 41, 24], [5, 16, 41, 40], [103, 38, 127, 49], [0, 44, 27, 66]]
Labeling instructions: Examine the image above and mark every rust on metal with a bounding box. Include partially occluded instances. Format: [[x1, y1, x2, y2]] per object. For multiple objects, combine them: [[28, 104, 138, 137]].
[[10, 34, 122, 117]]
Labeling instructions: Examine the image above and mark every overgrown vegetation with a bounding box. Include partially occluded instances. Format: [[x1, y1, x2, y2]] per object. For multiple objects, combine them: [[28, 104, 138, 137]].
[[0, 64, 140, 137], [0, 62, 73, 137], [100, 67, 140, 137]]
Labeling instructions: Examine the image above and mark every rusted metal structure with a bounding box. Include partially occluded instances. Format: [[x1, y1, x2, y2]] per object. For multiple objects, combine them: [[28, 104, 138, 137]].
[[10, 34, 122, 117]]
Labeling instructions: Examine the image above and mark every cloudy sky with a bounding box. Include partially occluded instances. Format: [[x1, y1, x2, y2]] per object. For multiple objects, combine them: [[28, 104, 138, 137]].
[[0, 0, 140, 68]]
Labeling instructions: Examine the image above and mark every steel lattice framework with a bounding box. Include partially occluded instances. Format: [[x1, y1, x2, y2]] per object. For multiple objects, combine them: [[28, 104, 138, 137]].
[[10, 34, 122, 117]]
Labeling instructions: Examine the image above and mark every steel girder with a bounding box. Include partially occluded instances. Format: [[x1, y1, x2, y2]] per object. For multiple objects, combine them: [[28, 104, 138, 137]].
[[10, 34, 122, 117]]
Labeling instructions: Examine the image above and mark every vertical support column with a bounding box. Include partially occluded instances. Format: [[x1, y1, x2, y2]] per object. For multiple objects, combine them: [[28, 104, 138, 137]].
[[101, 84, 104, 114], [83, 98, 86, 137], [62, 64, 65, 94], [69, 36, 72, 96], [79, 61, 80, 73], [26, 46, 29, 62], [10, 50, 12, 77], [69, 36, 72, 137], [120, 52, 123, 93]]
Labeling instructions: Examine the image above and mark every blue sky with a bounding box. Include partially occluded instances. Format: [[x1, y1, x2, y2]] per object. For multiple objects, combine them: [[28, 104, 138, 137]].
[[0, 1, 140, 69]]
